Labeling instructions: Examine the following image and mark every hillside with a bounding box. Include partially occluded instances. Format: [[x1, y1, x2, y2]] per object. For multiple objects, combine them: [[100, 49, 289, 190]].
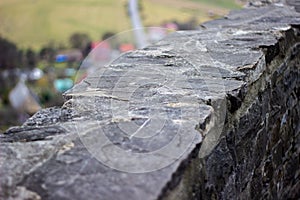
[[0, 0, 242, 50]]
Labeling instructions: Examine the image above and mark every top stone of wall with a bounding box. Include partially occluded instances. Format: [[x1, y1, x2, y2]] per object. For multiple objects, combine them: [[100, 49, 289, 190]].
[[1, 1, 300, 200]]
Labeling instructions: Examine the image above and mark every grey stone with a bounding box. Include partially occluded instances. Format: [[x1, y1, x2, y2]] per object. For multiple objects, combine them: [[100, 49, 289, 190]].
[[1, 1, 299, 200]]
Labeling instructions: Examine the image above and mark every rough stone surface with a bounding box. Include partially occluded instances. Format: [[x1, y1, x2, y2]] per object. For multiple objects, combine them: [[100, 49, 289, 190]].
[[1, 2, 299, 200]]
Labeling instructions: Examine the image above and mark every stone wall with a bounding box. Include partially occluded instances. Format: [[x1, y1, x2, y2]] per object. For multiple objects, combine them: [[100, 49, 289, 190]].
[[1, 2, 299, 200], [197, 23, 300, 200]]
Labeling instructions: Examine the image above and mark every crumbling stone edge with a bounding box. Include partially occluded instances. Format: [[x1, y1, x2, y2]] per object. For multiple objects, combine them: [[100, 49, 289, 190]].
[[161, 26, 300, 199]]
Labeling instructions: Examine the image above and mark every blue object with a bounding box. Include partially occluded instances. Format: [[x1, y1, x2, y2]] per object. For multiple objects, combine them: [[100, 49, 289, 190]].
[[54, 78, 73, 92], [56, 54, 68, 63]]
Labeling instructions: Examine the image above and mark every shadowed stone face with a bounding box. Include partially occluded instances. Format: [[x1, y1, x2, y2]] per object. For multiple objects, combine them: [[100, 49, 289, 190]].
[[0, 2, 299, 200]]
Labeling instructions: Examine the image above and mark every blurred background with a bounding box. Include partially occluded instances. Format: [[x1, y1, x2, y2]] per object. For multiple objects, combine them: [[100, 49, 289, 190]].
[[0, 0, 244, 132]]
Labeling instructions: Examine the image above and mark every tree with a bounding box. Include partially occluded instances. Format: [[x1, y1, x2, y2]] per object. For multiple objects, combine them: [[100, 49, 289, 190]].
[[39, 43, 56, 64], [69, 32, 91, 50], [102, 32, 115, 40], [0, 37, 21, 69], [25, 48, 37, 69]]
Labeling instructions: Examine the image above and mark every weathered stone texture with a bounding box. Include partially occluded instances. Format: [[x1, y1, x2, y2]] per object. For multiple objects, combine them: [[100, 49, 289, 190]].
[[197, 28, 300, 199], [1, 2, 299, 200]]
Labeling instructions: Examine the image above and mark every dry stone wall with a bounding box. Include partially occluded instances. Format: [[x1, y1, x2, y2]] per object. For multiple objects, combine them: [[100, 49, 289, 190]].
[[0, 1, 299, 200]]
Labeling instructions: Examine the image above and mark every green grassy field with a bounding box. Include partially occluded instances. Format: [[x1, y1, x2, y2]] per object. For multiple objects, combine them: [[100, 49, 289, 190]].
[[0, 0, 241, 50], [191, 0, 241, 9]]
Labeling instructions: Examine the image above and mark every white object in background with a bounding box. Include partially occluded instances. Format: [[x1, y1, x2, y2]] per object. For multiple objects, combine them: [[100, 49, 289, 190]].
[[128, 0, 148, 48], [9, 77, 41, 114], [9, 77, 30, 110], [29, 68, 44, 80]]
